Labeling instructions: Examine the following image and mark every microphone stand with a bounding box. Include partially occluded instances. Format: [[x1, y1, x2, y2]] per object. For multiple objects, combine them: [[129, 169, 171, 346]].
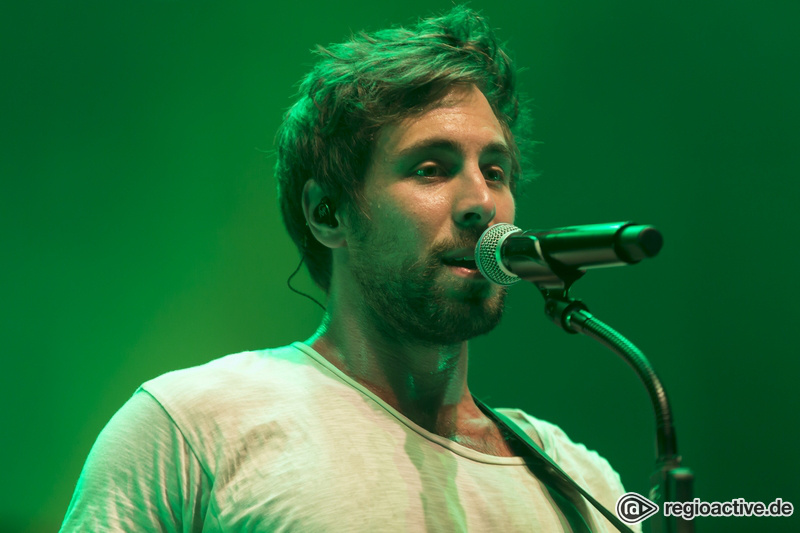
[[528, 266, 695, 533]]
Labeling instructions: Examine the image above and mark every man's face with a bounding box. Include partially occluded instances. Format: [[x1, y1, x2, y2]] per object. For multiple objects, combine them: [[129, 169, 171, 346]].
[[344, 84, 516, 346]]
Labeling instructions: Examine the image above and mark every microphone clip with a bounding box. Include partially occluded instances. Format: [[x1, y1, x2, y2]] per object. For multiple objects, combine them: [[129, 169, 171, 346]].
[[542, 291, 591, 335]]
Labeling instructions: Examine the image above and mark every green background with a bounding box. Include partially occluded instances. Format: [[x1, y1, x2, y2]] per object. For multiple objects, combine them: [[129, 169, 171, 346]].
[[2, 1, 798, 531]]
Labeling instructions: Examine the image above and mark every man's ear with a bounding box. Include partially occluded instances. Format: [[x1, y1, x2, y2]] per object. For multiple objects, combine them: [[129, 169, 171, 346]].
[[302, 179, 347, 248]]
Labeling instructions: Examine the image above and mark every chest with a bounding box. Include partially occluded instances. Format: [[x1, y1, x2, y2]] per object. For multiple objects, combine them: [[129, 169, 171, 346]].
[[202, 412, 568, 532]]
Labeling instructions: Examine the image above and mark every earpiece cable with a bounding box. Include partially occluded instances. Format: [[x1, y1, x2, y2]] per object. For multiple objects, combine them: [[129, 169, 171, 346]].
[[287, 256, 327, 312]]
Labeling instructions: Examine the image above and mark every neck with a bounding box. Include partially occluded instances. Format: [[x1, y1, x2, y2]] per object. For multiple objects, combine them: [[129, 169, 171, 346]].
[[306, 301, 479, 438]]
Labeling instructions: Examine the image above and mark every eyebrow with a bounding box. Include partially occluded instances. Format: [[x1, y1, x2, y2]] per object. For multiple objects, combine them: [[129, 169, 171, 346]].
[[393, 137, 513, 163]]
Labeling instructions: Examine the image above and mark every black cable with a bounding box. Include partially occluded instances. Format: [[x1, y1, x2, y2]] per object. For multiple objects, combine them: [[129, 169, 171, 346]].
[[287, 256, 326, 312]]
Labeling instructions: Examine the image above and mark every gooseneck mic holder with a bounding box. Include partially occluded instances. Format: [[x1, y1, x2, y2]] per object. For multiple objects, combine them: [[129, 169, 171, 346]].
[[544, 290, 694, 533], [477, 222, 694, 533]]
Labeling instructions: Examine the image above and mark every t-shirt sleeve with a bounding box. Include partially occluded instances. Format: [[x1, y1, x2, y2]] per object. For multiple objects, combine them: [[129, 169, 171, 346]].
[[59, 389, 212, 532]]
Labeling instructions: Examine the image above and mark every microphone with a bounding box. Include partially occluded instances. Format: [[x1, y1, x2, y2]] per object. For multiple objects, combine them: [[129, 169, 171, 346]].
[[474, 222, 663, 286]]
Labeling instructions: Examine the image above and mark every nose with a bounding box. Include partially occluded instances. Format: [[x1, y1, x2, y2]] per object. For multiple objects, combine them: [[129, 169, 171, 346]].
[[452, 167, 496, 229]]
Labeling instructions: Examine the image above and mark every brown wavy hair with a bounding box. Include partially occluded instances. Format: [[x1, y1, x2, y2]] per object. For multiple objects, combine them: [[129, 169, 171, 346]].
[[275, 5, 530, 292]]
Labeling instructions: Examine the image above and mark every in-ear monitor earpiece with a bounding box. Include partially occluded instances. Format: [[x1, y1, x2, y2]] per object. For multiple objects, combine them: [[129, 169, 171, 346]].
[[314, 197, 338, 227]]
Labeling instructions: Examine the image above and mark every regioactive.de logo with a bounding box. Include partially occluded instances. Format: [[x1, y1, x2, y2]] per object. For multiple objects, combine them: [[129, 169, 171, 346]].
[[615, 492, 660, 524]]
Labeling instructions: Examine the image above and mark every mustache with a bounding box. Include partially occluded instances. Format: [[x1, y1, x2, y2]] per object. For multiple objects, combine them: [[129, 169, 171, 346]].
[[430, 227, 484, 258], [393, 227, 486, 274]]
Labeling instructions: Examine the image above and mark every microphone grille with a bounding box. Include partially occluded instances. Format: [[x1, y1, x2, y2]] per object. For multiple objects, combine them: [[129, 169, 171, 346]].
[[475, 223, 521, 286]]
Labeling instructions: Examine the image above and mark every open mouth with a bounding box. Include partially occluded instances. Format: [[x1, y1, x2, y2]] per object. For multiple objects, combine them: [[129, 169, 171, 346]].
[[442, 257, 478, 270]]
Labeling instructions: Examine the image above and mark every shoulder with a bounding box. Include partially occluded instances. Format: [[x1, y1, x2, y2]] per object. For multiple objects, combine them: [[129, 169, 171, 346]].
[[497, 408, 627, 503], [141, 343, 311, 414], [143, 343, 307, 389], [135, 343, 339, 466]]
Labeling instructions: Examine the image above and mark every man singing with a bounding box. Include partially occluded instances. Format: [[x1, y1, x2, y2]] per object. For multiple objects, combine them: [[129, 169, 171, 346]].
[[61, 6, 635, 531]]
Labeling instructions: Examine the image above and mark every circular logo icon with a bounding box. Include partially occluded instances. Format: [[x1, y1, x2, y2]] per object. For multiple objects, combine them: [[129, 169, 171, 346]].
[[615, 492, 660, 524]]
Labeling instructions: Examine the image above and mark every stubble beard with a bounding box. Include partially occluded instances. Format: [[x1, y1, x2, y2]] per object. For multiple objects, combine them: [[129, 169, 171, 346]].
[[348, 227, 508, 347]]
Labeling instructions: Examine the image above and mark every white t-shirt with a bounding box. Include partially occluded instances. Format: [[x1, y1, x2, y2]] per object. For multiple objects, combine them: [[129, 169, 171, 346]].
[[60, 343, 636, 532]]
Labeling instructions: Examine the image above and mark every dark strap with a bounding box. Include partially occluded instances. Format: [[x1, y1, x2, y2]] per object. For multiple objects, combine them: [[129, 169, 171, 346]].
[[474, 396, 634, 533]]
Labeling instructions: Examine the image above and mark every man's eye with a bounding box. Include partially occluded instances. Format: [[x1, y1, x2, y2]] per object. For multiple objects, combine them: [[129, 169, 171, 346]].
[[413, 165, 445, 178], [484, 167, 506, 182]]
